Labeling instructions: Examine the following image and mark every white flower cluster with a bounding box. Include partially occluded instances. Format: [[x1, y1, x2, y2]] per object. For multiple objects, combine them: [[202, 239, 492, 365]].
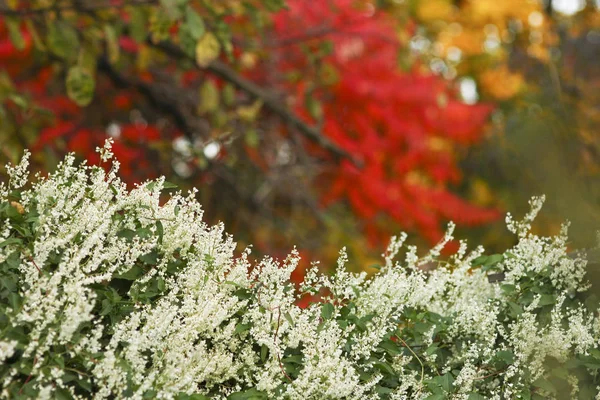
[[1, 143, 599, 399]]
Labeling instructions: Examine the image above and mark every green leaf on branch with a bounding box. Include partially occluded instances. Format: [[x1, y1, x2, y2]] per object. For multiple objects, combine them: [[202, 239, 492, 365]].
[[321, 302, 334, 320], [195, 32, 221, 68], [48, 22, 80, 60], [185, 8, 206, 40], [6, 18, 25, 51], [66, 66, 96, 107]]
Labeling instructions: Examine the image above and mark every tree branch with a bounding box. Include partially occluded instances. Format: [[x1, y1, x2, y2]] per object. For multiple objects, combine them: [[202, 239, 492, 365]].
[[151, 41, 361, 166], [0, 0, 157, 16], [97, 56, 209, 140]]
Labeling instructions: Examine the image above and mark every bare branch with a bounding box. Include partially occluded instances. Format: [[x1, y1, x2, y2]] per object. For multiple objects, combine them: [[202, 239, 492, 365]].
[[151, 41, 362, 166]]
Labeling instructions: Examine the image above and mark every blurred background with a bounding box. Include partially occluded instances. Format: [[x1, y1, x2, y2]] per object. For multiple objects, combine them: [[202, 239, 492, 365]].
[[0, 0, 599, 281]]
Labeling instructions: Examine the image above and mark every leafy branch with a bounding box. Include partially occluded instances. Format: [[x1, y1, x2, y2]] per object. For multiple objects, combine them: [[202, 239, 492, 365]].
[[151, 40, 362, 166], [0, 0, 157, 16]]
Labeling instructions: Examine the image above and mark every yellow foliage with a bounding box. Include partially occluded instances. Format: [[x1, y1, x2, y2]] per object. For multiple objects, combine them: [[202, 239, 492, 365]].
[[195, 32, 221, 68], [236, 100, 263, 122], [479, 65, 524, 100], [416, 0, 455, 22], [135, 45, 151, 71], [462, 0, 538, 25], [413, 0, 551, 62], [439, 28, 485, 56], [198, 81, 220, 114], [239, 52, 258, 69], [527, 43, 550, 62], [470, 179, 494, 207]]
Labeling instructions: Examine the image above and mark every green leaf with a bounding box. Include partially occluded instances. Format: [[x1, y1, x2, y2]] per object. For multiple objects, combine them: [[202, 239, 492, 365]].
[[424, 395, 446, 400], [234, 288, 252, 300], [282, 354, 303, 365], [321, 302, 334, 320], [537, 294, 556, 306], [8, 94, 28, 110], [1, 276, 17, 292], [156, 220, 164, 244], [373, 361, 395, 375], [234, 323, 252, 335], [116, 229, 136, 241], [484, 254, 503, 267], [115, 265, 145, 280], [159, 0, 184, 19], [305, 94, 322, 121], [222, 84, 236, 106], [0, 237, 22, 248], [468, 393, 486, 400], [104, 25, 120, 63], [66, 66, 96, 107], [48, 21, 80, 60], [500, 284, 516, 295], [129, 6, 148, 43], [185, 8, 206, 40], [100, 299, 113, 316], [284, 311, 294, 326], [507, 301, 523, 317], [8, 292, 22, 311], [163, 181, 178, 189], [139, 250, 159, 265], [425, 343, 440, 355], [470, 255, 488, 266], [496, 350, 515, 365], [260, 344, 268, 362], [431, 373, 454, 393], [264, 0, 286, 12], [228, 388, 268, 400], [6, 18, 25, 50], [77, 378, 93, 392], [532, 377, 556, 394], [25, 19, 45, 50], [175, 394, 211, 400], [55, 387, 72, 400]]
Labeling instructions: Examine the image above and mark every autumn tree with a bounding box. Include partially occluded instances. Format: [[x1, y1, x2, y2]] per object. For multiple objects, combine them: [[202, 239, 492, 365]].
[[0, 0, 500, 269], [388, 0, 600, 252]]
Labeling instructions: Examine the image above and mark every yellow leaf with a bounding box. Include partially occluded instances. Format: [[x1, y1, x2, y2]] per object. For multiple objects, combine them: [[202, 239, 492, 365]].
[[10, 201, 24, 214], [470, 179, 494, 206], [236, 100, 263, 122], [197, 80, 220, 114], [195, 32, 221, 67], [240, 52, 258, 69], [136, 45, 151, 71]]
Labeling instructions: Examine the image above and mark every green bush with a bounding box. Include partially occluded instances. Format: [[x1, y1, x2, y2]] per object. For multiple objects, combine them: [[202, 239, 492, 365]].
[[1, 141, 600, 399]]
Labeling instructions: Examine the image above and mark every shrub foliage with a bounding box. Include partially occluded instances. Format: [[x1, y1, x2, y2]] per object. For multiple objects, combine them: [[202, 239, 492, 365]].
[[1, 142, 600, 399]]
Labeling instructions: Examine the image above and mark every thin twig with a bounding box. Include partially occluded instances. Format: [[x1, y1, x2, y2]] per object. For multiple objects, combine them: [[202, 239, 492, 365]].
[[274, 308, 293, 383], [396, 335, 425, 394], [28, 256, 41, 275], [18, 356, 37, 395]]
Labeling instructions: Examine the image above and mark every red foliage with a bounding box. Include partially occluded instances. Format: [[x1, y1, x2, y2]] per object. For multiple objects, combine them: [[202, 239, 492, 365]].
[[0, 0, 501, 247], [267, 0, 500, 243]]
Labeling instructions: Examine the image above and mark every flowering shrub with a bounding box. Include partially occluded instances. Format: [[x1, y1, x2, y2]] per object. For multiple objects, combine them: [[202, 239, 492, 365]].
[[1, 141, 600, 399]]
